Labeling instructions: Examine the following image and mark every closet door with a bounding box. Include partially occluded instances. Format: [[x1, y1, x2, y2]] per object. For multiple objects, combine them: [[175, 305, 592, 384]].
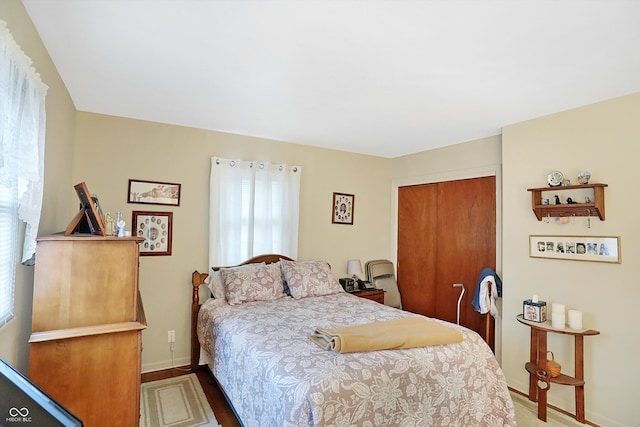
[[397, 183, 438, 316], [397, 176, 496, 349]]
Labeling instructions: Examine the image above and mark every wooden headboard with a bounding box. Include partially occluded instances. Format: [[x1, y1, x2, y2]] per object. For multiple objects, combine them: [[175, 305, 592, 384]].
[[190, 254, 294, 371]]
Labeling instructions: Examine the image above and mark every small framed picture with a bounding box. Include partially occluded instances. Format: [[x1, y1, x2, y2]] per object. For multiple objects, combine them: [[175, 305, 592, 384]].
[[128, 179, 181, 206], [332, 192, 354, 225], [132, 211, 173, 256], [529, 235, 621, 263]]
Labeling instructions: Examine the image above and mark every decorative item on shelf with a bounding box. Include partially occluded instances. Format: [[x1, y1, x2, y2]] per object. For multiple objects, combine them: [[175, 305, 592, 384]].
[[562, 179, 571, 186], [116, 209, 126, 237], [566, 197, 577, 204], [104, 212, 116, 236], [523, 295, 547, 322], [551, 303, 566, 329], [554, 195, 561, 204], [568, 309, 583, 330], [547, 171, 564, 187], [546, 351, 562, 378], [577, 171, 591, 184]]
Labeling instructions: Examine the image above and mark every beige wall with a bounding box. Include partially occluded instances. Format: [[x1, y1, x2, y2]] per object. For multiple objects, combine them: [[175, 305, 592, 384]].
[[0, 1, 76, 372], [502, 93, 640, 427], [72, 112, 392, 371]]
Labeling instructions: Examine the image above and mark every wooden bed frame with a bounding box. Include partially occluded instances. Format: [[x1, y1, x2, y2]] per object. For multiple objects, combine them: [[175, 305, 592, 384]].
[[190, 254, 294, 371]]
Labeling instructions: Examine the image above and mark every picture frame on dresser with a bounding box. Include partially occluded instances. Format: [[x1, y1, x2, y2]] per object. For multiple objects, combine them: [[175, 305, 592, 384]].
[[64, 181, 105, 236], [132, 211, 173, 256]]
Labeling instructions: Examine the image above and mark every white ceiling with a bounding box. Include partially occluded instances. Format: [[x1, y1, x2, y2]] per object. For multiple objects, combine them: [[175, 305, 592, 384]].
[[22, 0, 640, 158]]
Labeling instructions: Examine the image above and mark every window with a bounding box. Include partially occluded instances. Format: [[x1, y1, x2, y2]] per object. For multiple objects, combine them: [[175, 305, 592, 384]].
[[0, 21, 47, 327], [209, 157, 301, 266], [0, 185, 18, 325]]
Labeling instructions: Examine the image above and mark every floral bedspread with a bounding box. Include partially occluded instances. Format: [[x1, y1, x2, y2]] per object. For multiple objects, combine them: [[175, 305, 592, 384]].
[[197, 293, 516, 427]]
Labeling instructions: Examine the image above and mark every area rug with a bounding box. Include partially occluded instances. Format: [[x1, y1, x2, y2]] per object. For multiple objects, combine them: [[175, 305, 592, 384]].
[[140, 374, 221, 427], [511, 390, 587, 427]]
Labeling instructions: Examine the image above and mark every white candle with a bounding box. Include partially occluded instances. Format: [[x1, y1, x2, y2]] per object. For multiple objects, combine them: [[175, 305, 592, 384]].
[[551, 303, 565, 328], [568, 310, 583, 330]]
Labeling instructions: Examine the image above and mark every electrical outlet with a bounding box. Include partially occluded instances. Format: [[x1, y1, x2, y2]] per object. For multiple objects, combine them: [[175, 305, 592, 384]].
[[167, 330, 175, 343]]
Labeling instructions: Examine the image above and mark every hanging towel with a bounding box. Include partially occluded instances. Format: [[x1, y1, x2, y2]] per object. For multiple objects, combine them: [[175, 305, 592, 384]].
[[472, 268, 502, 318]]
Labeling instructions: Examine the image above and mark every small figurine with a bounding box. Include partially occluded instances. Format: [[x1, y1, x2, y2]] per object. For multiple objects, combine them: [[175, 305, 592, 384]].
[[578, 171, 591, 184], [567, 197, 577, 204], [116, 210, 126, 237], [555, 195, 561, 205], [104, 212, 115, 236]]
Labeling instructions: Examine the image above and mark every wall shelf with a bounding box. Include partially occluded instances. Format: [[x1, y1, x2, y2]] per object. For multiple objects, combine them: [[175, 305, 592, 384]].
[[527, 183, 607, 221]]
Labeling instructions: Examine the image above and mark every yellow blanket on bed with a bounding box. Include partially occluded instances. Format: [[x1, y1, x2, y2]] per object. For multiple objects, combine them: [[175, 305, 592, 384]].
[[309, 317, 463, 353]]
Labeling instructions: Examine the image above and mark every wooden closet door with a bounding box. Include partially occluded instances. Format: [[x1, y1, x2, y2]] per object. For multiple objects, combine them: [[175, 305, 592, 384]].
[[397, 183, 438, 316], [397, 176, 496, 349]]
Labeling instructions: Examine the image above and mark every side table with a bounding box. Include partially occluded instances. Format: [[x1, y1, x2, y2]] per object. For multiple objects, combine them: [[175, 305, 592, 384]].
[[353, 289, 385, 304], [516, 314, 599, 423]]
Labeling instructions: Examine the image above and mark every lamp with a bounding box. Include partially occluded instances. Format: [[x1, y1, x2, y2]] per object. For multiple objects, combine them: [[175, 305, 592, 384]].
[[346, 259, 362, 280]]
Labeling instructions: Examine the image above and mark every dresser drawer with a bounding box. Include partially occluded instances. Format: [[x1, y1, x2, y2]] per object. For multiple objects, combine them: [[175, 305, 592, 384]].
[[356, 290, 385, 304]]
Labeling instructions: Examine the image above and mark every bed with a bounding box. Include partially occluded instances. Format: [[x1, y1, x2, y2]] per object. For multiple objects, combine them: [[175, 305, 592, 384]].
[[190, 254, 516, 427]]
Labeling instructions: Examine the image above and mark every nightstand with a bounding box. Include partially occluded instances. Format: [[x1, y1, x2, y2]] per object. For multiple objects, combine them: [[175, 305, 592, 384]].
[[354, 289, 385, 304]]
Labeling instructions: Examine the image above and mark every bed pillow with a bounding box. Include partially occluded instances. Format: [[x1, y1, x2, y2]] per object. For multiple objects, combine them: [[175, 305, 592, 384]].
[[220, 262, 285, 305], [280, 259, 344, 299], [209, 262, 267, 300], [206, 269, 226, 300]]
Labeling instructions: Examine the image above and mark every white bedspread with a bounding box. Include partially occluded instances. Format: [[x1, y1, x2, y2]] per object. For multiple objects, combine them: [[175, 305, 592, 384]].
[[197, 292, 516, 427]]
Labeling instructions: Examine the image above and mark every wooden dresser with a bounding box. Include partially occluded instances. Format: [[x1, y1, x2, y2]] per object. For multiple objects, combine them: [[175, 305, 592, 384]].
[[29, 234, 146, 427]]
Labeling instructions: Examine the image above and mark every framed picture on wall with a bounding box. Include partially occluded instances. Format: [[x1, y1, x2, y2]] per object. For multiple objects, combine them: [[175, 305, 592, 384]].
[[529, 235, 621, 263], [332, 192, 354, 225], [132, 211, 173, 256], [128, 179, 181, 206]]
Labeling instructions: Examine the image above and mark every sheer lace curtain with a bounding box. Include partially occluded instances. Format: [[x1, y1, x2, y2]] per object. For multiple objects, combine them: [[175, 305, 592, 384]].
[[209, 157, 301, 267], [0, 21, 47, 326]]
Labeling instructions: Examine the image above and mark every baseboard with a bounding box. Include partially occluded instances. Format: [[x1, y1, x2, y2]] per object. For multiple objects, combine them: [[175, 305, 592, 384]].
[[142, 355, 191, 374]]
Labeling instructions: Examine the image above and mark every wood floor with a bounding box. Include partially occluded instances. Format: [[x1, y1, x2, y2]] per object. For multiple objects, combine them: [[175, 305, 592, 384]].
[[141, 366, 241, 427]]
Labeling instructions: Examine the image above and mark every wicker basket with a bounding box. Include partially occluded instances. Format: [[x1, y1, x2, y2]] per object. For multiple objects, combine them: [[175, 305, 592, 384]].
[[547, 351, 561, 378]]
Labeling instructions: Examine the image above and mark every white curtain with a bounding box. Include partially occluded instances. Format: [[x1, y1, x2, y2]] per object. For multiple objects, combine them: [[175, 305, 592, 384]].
[[209, 157, 301, 266], [0, 20, 47, 327], [0, 20, 48, 265]]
